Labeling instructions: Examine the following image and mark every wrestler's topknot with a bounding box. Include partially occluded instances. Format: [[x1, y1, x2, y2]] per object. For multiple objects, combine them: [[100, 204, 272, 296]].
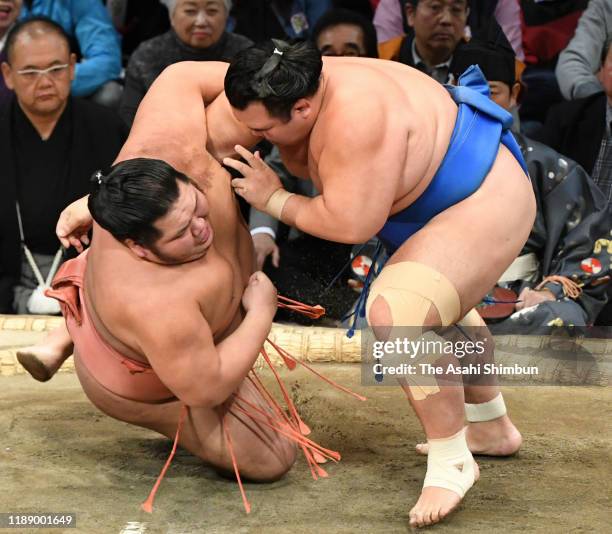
[[90, 170, 105, 187], [250, 39, 289, 98], [225, 39, 323, 121]]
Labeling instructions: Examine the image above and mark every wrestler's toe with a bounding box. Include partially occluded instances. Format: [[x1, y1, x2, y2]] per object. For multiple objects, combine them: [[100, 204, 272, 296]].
[[431, 501, 455, 526], [414, 488, 466, 527], [408, 506, 423, 528], [427, 505, 441, 525], [420, 507, 433, 527], [415, 442, 429, 455]]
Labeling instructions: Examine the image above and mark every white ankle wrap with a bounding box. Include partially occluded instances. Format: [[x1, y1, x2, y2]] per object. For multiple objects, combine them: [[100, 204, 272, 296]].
[[465, 393, 507, 422], [423, 427, 476, 498]]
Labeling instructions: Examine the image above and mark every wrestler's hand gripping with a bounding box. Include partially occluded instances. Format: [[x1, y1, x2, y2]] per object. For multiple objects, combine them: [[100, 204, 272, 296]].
[[224, 145, 284, 210], [56, 195, 93, 252]]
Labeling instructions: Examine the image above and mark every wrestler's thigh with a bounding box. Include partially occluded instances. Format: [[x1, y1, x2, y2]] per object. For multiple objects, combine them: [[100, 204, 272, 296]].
[[172, 378, 296, 480], [389, 144, 536, 317]]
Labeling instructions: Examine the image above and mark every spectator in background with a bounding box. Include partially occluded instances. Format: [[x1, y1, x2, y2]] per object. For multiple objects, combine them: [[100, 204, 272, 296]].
[[230, 0, 331, 43], [556, 0, 612, 101], [20, 0, 123, 108], [469, 0, 523, 61], [247, 8, 379, 323], [517, 0, 588, 135], [538, 41, 612, 204], [0, 0, 21, 103], [0, 17, 127, 313], [106, 0, 170, 59], [373, 0, 523, 60], [119, 0, 251, 126], [378, 0, 468, 84], [451, 24, 612, 332], [312, 7, 378, 57]]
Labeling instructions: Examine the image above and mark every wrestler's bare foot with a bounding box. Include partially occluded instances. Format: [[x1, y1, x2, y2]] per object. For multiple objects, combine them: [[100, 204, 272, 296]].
[[415, 416, 522, 456], [409, 462, 479, 528], [17, 340, 73, 382]]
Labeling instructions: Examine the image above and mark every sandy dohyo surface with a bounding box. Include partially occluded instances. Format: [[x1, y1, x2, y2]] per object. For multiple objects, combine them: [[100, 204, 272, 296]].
[[1, 364, 610, 534]]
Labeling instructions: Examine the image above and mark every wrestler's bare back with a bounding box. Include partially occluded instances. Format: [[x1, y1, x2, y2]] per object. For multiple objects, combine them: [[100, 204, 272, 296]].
[[206, 57, 459, 218], [288, 58, 459, 213]]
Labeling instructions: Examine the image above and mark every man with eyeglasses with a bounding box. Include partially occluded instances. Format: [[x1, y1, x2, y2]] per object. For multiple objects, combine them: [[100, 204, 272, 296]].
[[0, 16, 127, 314], [19, 0, 122, 108], [312, 8, 379, 59]]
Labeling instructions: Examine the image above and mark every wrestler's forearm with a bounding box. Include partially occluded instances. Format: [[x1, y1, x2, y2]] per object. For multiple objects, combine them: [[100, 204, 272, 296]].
[[206, 309, 274, 406], [281, 194, 379, 244]]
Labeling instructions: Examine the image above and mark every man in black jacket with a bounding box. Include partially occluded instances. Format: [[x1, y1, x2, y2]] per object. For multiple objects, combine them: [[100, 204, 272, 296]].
[[0, 17, 128, 313]]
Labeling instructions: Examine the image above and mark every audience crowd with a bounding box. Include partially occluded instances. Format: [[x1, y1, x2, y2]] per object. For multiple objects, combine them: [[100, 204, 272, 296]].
[[0, 0, 610, 330]]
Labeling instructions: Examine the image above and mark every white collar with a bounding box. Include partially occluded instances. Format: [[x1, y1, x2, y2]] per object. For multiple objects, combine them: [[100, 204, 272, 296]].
[[411, 39, 452, 70]]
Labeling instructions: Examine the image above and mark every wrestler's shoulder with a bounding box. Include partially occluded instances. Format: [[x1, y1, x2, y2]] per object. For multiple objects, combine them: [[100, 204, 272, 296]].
[[325, 57, 422, 94], [142, 268, 235, 339], [315, 86, 408, 149], [322, 61, 415, 123]]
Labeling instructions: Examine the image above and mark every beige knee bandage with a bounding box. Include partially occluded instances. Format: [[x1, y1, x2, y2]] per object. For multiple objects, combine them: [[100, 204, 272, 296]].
[[465, 393, 507, 422], [424, 427, 477, 498], [366, 262, 461, 400], [366, 262, 461, 327], [399, 330, 447, 400]]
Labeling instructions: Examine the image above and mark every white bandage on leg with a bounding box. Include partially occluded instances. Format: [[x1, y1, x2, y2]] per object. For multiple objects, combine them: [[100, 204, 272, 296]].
[[465, 393, 507, 422], [263, 188, 294, 220], [458, 311, 506, 422], [424, 427, 477, 498], [366, 261, 461, 400]]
